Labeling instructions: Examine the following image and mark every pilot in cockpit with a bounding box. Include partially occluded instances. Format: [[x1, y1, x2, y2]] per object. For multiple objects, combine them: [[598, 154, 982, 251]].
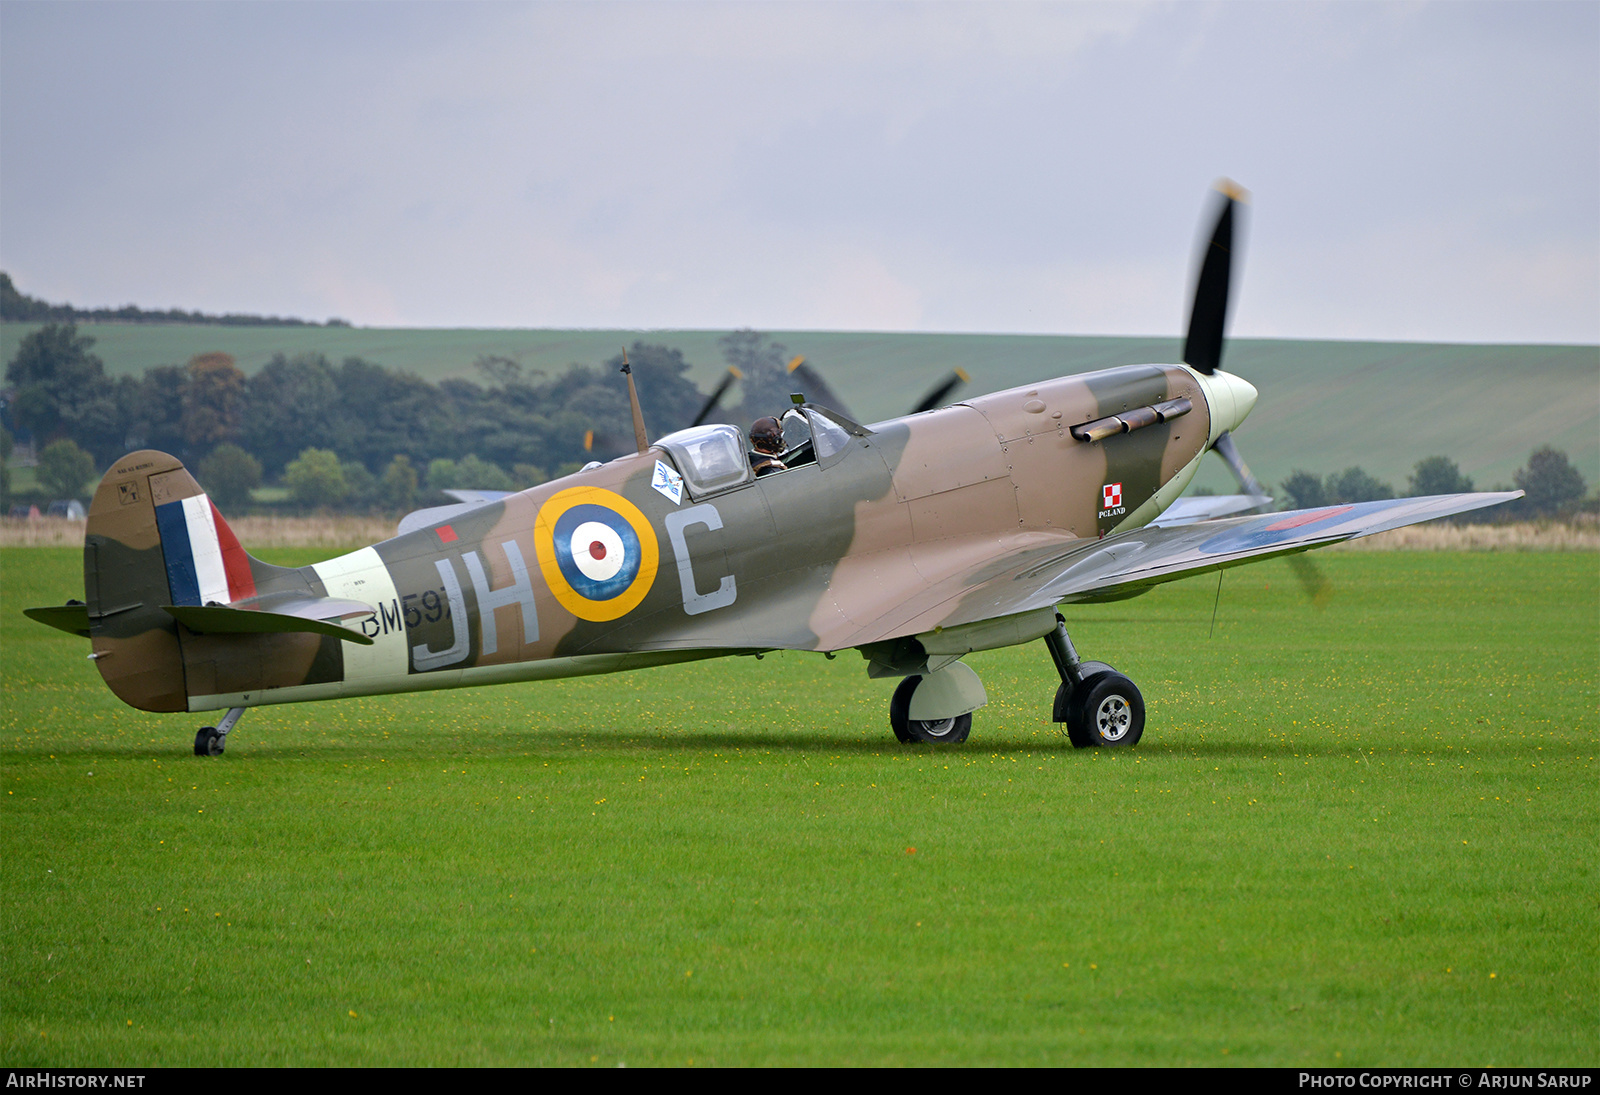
[[748, 416, 787, 477]]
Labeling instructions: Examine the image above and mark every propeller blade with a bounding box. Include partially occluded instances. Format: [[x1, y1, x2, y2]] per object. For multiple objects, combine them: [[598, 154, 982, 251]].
[[785, 356, 855, 419], [909, 368, 971, 414], [1182, 180, 1247, 376], [1212, 430, 1270, 505], [582, 427, 632, 460], [691, 367, 743, 427], [1286, 552, 1331, 609]]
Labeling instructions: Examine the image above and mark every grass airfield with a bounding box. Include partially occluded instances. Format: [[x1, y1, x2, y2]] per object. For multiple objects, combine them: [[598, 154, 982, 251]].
[[2, 547, 1594, 1067]]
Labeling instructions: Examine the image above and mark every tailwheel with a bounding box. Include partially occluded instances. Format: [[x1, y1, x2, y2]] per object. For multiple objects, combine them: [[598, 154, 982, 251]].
[[193, 707, 245, 757], [889, 675, 974, 744]]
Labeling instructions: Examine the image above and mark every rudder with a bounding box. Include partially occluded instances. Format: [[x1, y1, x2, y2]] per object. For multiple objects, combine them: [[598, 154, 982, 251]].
[[83, 451, 272, 712]]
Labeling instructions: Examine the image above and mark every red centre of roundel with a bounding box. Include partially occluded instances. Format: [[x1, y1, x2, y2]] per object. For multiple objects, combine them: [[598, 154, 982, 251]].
[[589, 540, 607, 560]]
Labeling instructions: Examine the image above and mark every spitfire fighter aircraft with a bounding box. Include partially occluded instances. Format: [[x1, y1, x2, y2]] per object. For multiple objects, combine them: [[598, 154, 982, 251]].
[[27, 186, 1518, 754]]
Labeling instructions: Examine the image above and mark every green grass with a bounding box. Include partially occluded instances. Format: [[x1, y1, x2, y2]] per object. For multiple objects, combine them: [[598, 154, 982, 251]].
[[3, 321, 1595, 491], [1, 548, 1595, 1066]]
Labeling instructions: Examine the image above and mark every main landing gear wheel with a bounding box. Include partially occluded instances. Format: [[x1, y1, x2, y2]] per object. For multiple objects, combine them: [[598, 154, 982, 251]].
[[1045, 614, 1146, 749], [1063, 672, 1145, 749], [889, 676, 973, 745]]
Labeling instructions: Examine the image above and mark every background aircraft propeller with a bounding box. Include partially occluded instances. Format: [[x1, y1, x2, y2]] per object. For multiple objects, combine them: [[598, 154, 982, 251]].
[[783, 355, 854, 417], [909, 368, 971, 415], [691, 367, 744, 427], [687, 355, 971, 431]]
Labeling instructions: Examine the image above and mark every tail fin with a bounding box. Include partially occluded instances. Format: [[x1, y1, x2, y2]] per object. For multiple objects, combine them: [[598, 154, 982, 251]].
[[83, 451, 274, 712]]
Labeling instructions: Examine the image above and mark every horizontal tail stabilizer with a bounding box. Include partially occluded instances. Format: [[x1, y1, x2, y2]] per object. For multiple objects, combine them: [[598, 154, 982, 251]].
[[163, 593, 377, 645], [24, 603, 92, 637]]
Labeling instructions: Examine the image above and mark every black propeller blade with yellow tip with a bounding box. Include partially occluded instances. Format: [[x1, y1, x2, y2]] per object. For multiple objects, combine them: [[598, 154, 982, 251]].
[[783, 355, 854, 418], [582, 427, 629, 461], [691, 366, 744, 427], [910, 368, 970, 414], [690, 351, 972, 432]]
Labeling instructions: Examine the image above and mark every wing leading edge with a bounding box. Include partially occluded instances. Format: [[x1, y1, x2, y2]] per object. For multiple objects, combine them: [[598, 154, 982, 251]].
[[1002, 491, 1523, 610]]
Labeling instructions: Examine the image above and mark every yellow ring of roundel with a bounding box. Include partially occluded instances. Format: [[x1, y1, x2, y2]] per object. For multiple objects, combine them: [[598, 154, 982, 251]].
[[534, 486, 659, 621]]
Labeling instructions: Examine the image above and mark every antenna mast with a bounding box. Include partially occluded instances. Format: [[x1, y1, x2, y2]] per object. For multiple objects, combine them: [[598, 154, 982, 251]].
[[621, 349, 649, 455]]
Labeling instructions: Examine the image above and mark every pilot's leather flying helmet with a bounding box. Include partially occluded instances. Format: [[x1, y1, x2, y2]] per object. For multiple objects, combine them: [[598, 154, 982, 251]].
[[750, 417, 784, 454]]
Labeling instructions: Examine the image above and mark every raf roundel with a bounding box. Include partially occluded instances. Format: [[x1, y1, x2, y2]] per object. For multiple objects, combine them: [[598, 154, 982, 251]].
[[534, 487, 660, 621], [569, 521, 626, 583]]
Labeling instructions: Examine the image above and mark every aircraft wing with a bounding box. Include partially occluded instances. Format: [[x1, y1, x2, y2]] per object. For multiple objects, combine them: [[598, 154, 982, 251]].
[[972, 491, 1522, 614], [824, 492, 1521, 649], [1022, 492, 1521, 606], [441, 489, 514, 504], [396, 490, 516, 536], [1152, 493, 1271, 526]]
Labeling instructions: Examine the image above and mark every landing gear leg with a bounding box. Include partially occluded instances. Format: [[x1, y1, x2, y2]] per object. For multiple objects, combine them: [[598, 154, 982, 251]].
[[194, 707, 245, 757], [1044, 614, 1143, 748]]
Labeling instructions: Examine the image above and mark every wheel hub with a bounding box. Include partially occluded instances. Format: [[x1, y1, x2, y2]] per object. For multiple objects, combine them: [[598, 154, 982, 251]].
[[1094, 695, 1133, 741]]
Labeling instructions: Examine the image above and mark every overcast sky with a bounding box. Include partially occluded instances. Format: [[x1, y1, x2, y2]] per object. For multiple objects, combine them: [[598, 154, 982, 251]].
[[2, 1, 1595, 343]]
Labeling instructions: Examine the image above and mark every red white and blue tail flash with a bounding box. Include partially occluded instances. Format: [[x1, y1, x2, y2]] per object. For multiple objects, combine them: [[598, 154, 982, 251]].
[[155, 495, 256, 607]]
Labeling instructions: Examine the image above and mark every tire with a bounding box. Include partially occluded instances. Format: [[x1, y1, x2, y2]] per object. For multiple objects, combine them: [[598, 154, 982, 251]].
[[889, 677, 917, 743], [889, 676, 973, 744], [1075, 660, 1114, 683], [1056, 678, 1098, 748], [194, 728, 223, 756], [1076, 672, 1144, 747]]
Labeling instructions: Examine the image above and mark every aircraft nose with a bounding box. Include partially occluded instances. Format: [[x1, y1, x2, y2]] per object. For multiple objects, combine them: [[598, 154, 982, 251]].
[[1199, 369, 1258, 441]]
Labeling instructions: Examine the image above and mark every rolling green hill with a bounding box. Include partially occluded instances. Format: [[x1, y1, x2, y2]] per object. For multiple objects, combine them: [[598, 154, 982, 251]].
[[2, 321, 1593, 494]]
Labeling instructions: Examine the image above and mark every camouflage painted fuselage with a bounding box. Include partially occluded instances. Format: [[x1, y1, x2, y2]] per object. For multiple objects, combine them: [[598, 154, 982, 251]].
[[83, 363, 1217, 715]]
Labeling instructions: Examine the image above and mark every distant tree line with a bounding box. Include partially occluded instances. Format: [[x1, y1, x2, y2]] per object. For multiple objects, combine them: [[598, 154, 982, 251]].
[[1, 318, 1590, 522], [0, 273, 348, 328], [1, 323, 816, 515], [1272, 451, 1588, 521]]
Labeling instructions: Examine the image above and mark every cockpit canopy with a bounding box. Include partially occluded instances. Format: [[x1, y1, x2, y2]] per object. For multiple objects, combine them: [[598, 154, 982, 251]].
[[654, 423, 751, 496], [654, 407, 868, 499]]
